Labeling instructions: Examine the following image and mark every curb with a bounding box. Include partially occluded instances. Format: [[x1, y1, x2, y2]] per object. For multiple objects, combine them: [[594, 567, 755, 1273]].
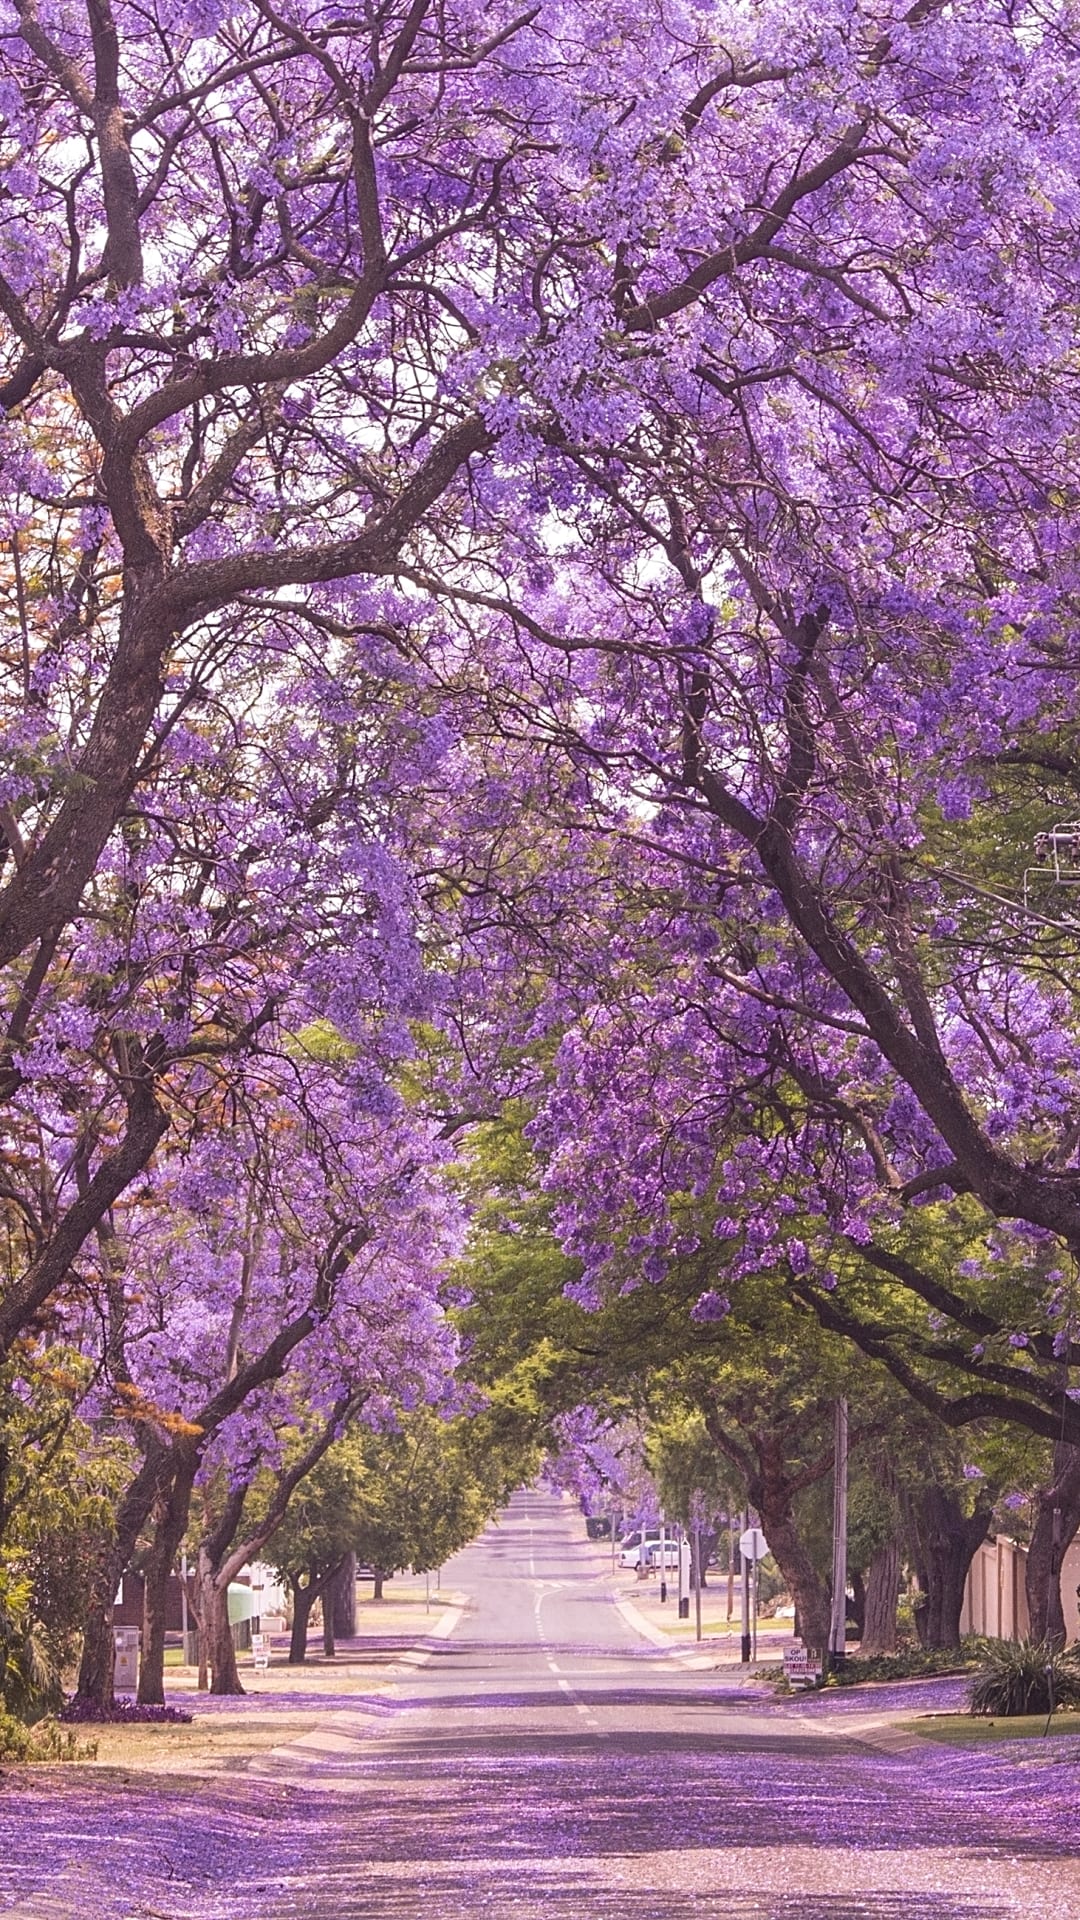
[[612, 1590, 731, 1671], [393, 1598, 466, 1668]]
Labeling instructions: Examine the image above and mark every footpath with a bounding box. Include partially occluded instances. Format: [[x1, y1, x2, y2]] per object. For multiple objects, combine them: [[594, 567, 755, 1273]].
[[608, 1558, 790, 1669]]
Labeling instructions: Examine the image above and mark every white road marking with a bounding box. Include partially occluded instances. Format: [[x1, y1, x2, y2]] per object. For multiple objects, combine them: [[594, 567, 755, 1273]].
[[557, 1672, 608, 1737]]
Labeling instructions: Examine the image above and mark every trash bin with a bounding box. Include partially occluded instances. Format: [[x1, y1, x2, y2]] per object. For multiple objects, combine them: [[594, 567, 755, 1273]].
[[113, 1626, 140, 1694]]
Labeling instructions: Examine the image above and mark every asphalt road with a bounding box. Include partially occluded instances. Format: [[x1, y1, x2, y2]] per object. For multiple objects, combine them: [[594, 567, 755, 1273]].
[[4, 1488, 1080, 1920], [240, 1487, 1080, 1920]]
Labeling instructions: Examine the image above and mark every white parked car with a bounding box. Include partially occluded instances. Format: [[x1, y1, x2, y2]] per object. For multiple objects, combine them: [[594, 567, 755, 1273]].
[[618, 1529, 661, 1569], [642, 1539, 681, 1571]]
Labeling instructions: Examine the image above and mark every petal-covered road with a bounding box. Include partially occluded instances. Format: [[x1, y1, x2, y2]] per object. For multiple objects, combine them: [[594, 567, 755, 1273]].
[[2, 1491, 1079, 1919]]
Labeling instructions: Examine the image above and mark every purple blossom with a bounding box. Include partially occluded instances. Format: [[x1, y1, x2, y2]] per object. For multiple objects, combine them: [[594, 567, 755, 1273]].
[[690, 1290, 731, 1324]]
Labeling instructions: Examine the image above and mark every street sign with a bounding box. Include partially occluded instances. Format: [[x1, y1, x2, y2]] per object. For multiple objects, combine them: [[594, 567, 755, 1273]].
[[739, 1527, 769, 1563], [783, 1645, 823, 1687]]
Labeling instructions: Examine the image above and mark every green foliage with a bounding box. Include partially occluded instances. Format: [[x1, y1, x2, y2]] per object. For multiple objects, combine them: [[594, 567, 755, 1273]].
[[0, 1570, 64, 1718], [284, 1019, 357, 1063], [0, 1710, 96, 1761], [451, 1106, 588, 1418], [765, 1640, 984, 1691], [968, 1640, 1080, 1718], [349, 1411, 508, 1575], [262, 1441, 367, 1593], [826, 1643, 984, 1688], [646, 1409, 737, 1527], [0, 1349, 130, 1716], [265, 1406, 528, 1587]]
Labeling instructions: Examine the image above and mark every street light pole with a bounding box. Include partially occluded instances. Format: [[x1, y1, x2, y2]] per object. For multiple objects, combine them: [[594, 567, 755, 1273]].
[[829, 1397, 849, 1669]]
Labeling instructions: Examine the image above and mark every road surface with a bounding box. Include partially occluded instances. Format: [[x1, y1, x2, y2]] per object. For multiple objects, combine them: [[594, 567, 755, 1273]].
[[2, 1487, 1079, 1918]]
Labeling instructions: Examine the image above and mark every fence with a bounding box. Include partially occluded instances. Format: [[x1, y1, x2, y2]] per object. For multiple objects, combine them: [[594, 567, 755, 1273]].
[[959, 1534, 1080, 1642]]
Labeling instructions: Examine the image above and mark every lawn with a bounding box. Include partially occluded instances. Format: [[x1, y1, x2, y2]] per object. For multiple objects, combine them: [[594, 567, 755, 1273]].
[[909, 1710, 1080, 1745]]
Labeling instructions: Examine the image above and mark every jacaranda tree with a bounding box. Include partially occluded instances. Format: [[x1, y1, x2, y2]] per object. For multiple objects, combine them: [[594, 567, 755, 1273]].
[[4, 0, 1080, 1687]]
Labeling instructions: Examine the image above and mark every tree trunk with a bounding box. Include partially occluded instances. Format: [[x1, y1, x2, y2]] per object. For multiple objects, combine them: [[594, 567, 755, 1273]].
[[207, 1579, 244, 1695], [322, 1596, 335, 1658], [74, 1440, 171, 1710], [138, 1456, 196, 1705], [372, 1566, 386, 1601], [1025, 1442, 1080, 1646], [908, 1484, 990, 1649], [860, 1537, 900, 1655], [700, 1416, 833, 1656], [75, 1599, 117, 1712], [194, 1543, 245, 1696], [289, 1576, 317, 1664], [332, 1552, 357, 1638], [757, 1497, 831, 1652]]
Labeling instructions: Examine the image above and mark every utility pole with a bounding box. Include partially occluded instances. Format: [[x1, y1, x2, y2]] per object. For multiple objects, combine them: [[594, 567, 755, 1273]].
[[740, 1507, 751, 1663], [829, 1397, 849, 1669]]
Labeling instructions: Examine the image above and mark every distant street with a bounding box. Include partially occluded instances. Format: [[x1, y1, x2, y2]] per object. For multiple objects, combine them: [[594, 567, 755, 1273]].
[[3, 1489, 1080, 1919]]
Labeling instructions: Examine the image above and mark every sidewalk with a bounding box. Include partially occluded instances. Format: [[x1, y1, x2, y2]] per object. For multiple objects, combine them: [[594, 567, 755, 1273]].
[[606, 1560, 790, 1671]]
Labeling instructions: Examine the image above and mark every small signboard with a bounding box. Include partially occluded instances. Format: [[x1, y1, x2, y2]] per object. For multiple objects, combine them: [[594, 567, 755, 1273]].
[[113, 1626, 140, 1695], [783, 1645, 823, 1688], [739, 1527, 769, 1563], [253, 1651, 269, 1671], [251, 1632, 267, 1649]]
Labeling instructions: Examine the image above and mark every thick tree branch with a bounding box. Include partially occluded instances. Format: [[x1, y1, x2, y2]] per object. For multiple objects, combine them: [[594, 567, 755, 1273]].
[[623, 125, 871, 331], [795, 1282, 1079, 1446], [0, 1072, 168, 1360]]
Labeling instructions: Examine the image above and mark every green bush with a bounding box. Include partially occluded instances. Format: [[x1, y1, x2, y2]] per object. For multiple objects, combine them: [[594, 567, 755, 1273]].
[[968, 1639, 1080, 1718], [0, 1710, 96, 1762], [824, 1641, 984, 1688], [762, 1637, 985, 1692]]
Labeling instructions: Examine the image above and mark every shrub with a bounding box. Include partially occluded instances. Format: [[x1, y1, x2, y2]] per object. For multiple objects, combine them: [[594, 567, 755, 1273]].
[[823, 1641, 985, 1688], [762, 1638, 983, 1692], [0, 1710, 97, 1762], [0, 1574, 65, 1720], [968, 1639, 1080, 1718]]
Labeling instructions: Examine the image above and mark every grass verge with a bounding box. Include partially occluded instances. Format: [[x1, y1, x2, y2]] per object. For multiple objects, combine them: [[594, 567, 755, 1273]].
[[908, 1710, 1080, 1746]]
